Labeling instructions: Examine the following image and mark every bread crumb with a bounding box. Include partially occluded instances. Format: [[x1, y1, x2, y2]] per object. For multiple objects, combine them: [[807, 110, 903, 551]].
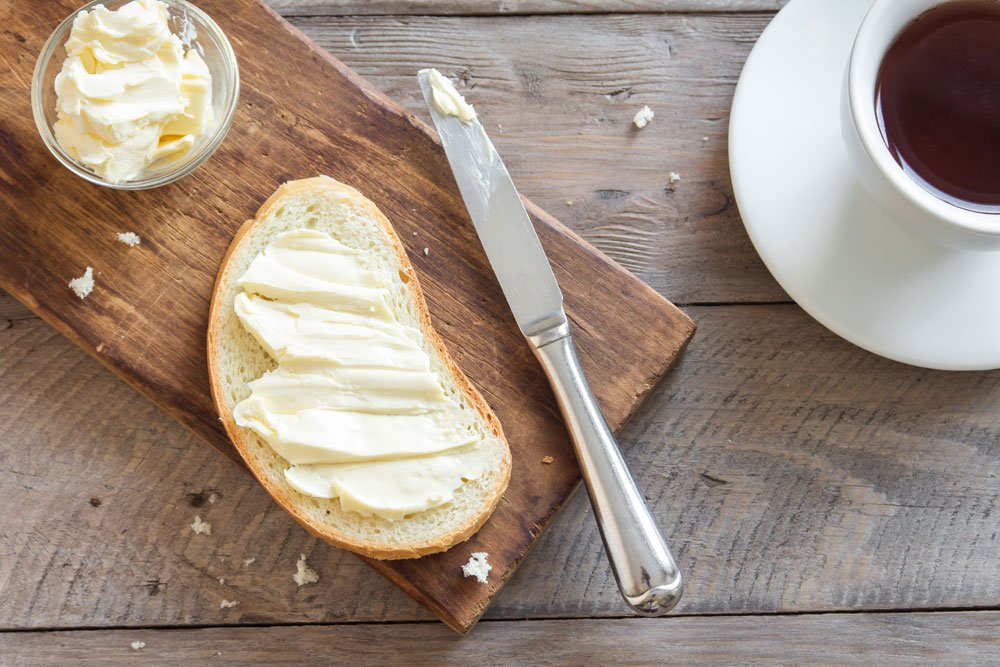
[[669, 172, 682, 184], [293, 553, 319, 586], [632, 106, 654, 129], [68, 267, 94, 299], [565, 200, 574, 206], [219, 599, 238, 609], [218, 577, 225, 585], [423, 247, 429, 256], [242, 557, 256, 567], [542, 456, 554, 464], [208, 492, 219, 504], [116, 232, 141, 247], [702, 136, 709, 142], [190, 515, 211, 535], [462, 552, 491, 584], [130, 641, 145, 651]]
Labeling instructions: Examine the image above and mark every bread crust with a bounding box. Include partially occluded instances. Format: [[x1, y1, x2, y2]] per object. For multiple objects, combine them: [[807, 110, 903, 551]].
[[206, 176, 511, 560]]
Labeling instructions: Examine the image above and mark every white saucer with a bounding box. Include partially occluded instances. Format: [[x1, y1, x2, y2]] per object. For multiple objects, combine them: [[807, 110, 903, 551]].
[[730, 0, 1000, 371]]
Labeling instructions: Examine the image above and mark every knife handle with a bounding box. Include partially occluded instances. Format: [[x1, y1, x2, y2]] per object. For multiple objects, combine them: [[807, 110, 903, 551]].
[[531, 327, 683, 616]]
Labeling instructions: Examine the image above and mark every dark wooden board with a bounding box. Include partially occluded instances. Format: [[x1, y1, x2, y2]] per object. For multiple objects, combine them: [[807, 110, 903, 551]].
[[0, 0, 693, 633], [4, 613, 1000, 666]]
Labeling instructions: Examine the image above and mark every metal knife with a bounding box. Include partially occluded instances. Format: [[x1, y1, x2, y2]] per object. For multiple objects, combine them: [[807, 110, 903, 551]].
[[417, 70, 683, 616]]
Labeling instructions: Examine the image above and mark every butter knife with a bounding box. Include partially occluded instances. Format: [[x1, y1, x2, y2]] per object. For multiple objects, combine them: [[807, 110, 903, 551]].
[[417, 70, 683, 616]]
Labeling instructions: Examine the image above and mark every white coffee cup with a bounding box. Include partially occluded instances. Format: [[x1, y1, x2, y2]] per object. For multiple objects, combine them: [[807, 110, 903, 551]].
[[841, 0, 1000, 251]]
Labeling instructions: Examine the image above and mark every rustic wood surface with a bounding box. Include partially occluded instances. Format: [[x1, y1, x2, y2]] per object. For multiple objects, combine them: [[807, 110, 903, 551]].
[[3, 613, 1000, 666], [0, 0, 695, 634], [287, 11, 791, 304], [4, 294, 1000, 631], [1, 0, 997, 661], [270, 0, 789, 15]]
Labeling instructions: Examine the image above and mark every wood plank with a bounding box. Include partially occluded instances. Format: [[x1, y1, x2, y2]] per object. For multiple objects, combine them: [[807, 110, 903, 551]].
[[269, 0, 789, 16], [0, 316, 431, 628], [0, 292, 34, 321], [3, 612, 999, 665], [0, 0, 694, 633], [4, 304, 1000, 629], [285, 13, 787, 304]]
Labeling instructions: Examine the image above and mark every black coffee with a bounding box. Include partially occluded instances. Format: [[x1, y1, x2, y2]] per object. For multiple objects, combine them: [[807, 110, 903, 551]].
[[876, 0, 1000, 213]]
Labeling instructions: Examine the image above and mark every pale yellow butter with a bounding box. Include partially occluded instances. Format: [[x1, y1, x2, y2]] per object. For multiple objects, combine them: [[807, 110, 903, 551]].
[[426, 69, 477, 123], [53, 0, 213, 183], [233, 230, 490, 521]]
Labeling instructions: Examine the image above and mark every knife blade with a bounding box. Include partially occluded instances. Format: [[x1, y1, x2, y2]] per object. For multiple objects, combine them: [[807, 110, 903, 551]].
[[416, 70, 565, 340], [418, 69, 683, 617]]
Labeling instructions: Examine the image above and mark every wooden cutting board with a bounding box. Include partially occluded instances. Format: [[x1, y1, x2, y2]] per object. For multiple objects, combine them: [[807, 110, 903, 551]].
[[0, 0, 695, 633]]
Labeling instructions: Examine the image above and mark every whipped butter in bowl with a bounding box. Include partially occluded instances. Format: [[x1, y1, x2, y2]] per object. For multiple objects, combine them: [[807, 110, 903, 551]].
[[32, 0, 238, 189]]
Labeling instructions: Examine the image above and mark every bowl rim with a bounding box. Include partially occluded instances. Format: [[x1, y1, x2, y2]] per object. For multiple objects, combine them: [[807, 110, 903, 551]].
[[31, 0, 240, 190]]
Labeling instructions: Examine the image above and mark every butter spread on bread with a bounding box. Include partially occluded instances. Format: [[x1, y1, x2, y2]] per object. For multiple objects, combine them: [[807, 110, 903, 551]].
[[232, 230, 492, 520], [208, 176, 510, 559]]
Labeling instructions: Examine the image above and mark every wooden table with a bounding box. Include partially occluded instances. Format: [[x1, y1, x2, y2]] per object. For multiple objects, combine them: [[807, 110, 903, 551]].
[[2, 0, 999, 663]]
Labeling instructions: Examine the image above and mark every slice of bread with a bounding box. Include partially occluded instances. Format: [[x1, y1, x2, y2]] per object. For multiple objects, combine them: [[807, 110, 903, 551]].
[[207, 176, 511, 560]]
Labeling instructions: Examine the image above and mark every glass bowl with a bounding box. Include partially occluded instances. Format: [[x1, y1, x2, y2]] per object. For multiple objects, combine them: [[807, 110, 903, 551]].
[[31, 0, 239, 190]]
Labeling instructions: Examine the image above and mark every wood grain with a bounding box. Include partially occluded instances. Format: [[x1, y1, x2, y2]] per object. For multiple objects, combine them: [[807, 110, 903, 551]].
[[3, 612, 999, 666], [4, 291, 1000, 629], [281, 13, 787, 304], [270, 0, 789, 15], [5, 0, 997, 657], [0, 0, 694, 633], [0, 295, 32, 321]]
